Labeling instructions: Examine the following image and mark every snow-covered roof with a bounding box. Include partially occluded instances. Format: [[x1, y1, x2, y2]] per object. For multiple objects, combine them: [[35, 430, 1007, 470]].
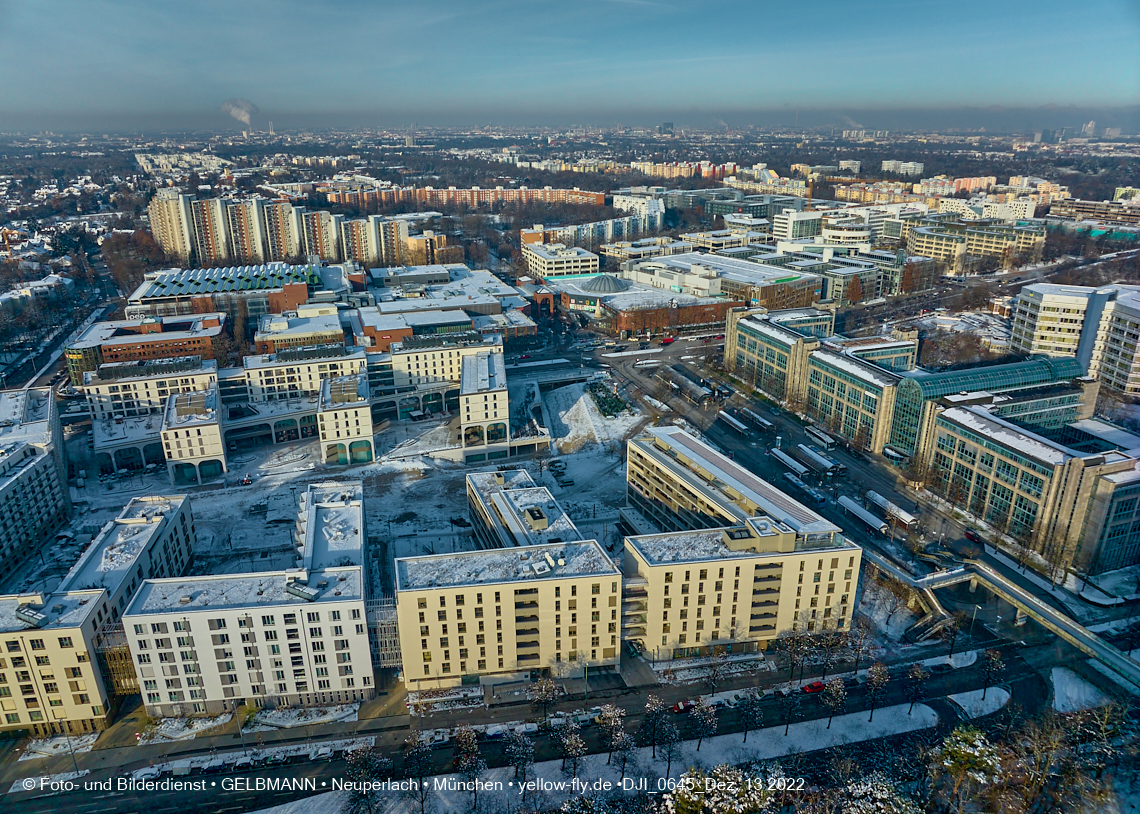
[[938, 406, 1071, 466], [809, 349, 900, 390], [1068, 419, 1140, 451], [460, 352, 507, 395], [632, 426, 844, 538], [626, 528, 763, 565], [297, 482, 364, 572], [395, 540, 617, 591], [59, 496, 184, 594], [126, 568, 363, 615], [0, 590, 103, 632], [68, 313, 226, 349], [319, 373, 369, 411], [161, 384, 219, 432], [0, 388, 54, 449], [737, 316, 802, 347]]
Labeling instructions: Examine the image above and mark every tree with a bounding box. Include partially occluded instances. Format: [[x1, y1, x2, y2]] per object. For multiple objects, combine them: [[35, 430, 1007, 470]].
[[848, 618, 873, 675], [778, 622, 812, 684], [842, 771, 923, 814], [456, 749, 488, 811], [931, 726, 1002, 814], [342, 746, 393, 814], [905, 664, 929, 715], [690, 701, 718, 751], [738, 688, 764, 743], [818, 630, 846, 681], [641, 695, 668, 758], [781, 691, 803, 736], [658, 718, 682, 779], [402, 733, 433, 814], [558, 719, 586, 775], [821, 678, 847, 729], [453, 724, 479, 761], [612, 732, 637, 782], [596, 703, 625, 764], [981, 649, 1005, 700], [845, 273, 864, 305], [703, 645, 729, 690], [865, 662, 889, 722], [942, 614, 965, 661], [528, 676, 559, 719], [504, 729, 534, 784]]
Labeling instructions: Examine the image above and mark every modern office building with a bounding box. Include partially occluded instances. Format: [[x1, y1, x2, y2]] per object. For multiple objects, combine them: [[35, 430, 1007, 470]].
[[771, 210, 823, 241], [881, 161, 925, 176], [905, 216, 1046, 275], [254, 309, 345, 354], [65, 313, 227, 385], [0, 389, 71, 584], [1048, 198, 1140, 227], [0, 495, 194, 736], [623, 426, 862, 656], [123, 483, 374, 717]]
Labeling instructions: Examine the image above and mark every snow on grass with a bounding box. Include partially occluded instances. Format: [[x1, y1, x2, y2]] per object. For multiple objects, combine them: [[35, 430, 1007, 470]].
[[921, 650, 977, 669], [1052, 667, 1110, 712], [544, 382, 644, 453], [244, 703, 359, 732], [16, 732, 99, 761], [858, 580, 922, 642], [138, 713, 231, 744], [8, 770, 90, 795], [947, 687, 1010, 719], [1087, 660, 1140, 697], [247, 704, 940, 814], [1086, 562, 1140, 601]]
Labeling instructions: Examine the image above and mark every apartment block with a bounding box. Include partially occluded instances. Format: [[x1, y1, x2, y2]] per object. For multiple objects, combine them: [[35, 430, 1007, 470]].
[[0, 389, 70, 583], [318, 374, 374, 465], [189, 198, 231, 266], [147, 190, 194, 264], [623, 426, 862, 655], [123, 483, 373, 716], [522, 243, 600, 280], [254, 309, 345, 354], [0, 495, 194, 736], [161, 386, 226, 486], [459, 351, 510, 462]]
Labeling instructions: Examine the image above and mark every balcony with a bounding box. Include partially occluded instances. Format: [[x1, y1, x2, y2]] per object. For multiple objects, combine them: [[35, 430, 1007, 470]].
[[516, 628, 539, 637], [517, 640, 540, 650], [517, 653, 541, 663], [753, 575, 780, 584], [622, 600, 647, 615], [515, 615, 538, 624], [753, 587, 779, 596], [514, 601, 538, 610], [750, 612, 776, 621], [751, 600, 778, 608], [749, 624, 776, 633]]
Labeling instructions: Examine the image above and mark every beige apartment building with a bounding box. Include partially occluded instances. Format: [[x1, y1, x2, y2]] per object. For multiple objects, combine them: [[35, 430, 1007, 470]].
[[242, 346, 368, 402], [395, 541, 621, 689], [1010, 284, 1100, 358], [161, 385, 227, 486], [622, 426, 862, 657], [522, 243, 600, 280], [318, 373, 374, 465], [0, 495, 194, 736], [84, 358, 219, 422]]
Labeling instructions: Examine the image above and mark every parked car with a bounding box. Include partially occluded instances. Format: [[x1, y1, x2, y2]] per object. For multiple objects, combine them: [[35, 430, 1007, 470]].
[[202, 759, 227, 774], [801, 681, 826, 694], [428, 731, 451, 748], [519, 354, 532, 360], [672, 700, 696, 714], [484, 724, 509, 739], [309, 746, 334, 761], [514, 722, 539, 735], [964, 529, 984, 544]]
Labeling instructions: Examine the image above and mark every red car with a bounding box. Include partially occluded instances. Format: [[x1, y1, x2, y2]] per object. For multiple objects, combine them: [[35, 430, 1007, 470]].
[[519, 354, 532, 360], [672, 700, 696, 714], [964, 529, 983, 544], [801, 681, 825, 694]]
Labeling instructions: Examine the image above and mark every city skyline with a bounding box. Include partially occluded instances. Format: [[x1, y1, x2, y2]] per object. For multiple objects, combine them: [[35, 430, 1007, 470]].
[[0, 0, 1138, 131]]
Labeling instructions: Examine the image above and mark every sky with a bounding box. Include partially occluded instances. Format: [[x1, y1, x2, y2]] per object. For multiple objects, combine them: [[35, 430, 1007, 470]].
[[1, 0, 1139, 132]]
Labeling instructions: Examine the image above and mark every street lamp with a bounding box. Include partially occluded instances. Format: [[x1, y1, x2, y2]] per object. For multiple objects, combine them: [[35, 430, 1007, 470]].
[[970, 604, 980, 635]]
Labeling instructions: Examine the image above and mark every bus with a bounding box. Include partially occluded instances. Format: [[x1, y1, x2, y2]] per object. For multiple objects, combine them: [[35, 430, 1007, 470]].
[[806, 426, 837, 450], [740, 408, 774, 433], [769, 447, 810, 479], [838, 495, 889, 535], [782, 472, 827, 507], [865, 490, 918, 529], [718, 411, 748, 434]]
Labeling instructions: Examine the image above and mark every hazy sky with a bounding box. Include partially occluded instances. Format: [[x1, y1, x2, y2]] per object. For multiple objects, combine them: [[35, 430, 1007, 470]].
[[1, 0, 1139, 131]]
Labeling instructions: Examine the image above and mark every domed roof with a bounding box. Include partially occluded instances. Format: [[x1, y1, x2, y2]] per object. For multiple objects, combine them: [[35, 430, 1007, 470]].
[[579, 274, 630, 294]]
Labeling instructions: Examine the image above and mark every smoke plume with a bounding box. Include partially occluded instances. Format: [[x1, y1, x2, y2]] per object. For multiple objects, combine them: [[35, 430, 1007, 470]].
[[221, 98, 259, 127]]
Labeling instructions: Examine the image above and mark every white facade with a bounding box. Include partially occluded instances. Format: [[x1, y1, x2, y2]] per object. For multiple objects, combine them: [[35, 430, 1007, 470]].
[[772, 209, 823, 241], [123, 482, 373, 716]]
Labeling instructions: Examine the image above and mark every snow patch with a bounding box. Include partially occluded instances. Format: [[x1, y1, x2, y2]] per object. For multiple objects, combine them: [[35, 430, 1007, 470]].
[[1051, 667, 1110, 712], [947, 687, 1010, 718]]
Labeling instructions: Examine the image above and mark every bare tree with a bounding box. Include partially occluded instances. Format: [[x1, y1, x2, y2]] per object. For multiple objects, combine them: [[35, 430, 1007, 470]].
[[981, 649, 1005, 700], [612, 731, 637, 782], [690, 701, 718, 751], [402, 733, 433, 814], [557, 718, 586, 776], [865, 662, 889, 722], [906, 664, 929, 715], [782, 691, 803, 736], [641, 695, 668, 758], [821, 678, 847, 729], [703, 645, 729, 690], [528, 676, 559, 719], [738, 688, 764, 743], [596, 703, 625, 764], [504, 729, 534, 783], [658, 718, 682, 779]]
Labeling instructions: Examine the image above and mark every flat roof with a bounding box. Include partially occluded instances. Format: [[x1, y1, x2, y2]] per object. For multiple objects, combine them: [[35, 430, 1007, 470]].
[[461, 351, 507, 395], [161, 385, 219, 431], [637, 252, 820, 285], [297, 482, 364, 572], [938, 406, 1072, 466], [0, 590, 103, 632], [69, 313, 226, 349], [319, 373, 369, 411], [128, 263, 322, 301], [59, 496, 185, 594], [0, 388, 53, 448], [634, 426, 842, 536], [395, 540, 617, 591], [125, 568, 363, 615]]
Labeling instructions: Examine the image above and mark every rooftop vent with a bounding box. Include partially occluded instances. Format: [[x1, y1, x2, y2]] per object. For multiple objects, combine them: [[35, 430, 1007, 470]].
[[286, 582, 320, 602], [524, 506, 549, 532], [15, 605, 47, 629], [179, 595, 192, 605]]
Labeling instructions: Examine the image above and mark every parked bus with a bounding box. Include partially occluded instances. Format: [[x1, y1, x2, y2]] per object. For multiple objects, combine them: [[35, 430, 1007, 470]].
[[718, 411, 748, 434], [740, 408, 774, 433], [865, 490, 918, 529], [838, 495, 889, 535], [806, 426, 837, 450], [782, 472, 827, 507], [769, 447, 810, 479]]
